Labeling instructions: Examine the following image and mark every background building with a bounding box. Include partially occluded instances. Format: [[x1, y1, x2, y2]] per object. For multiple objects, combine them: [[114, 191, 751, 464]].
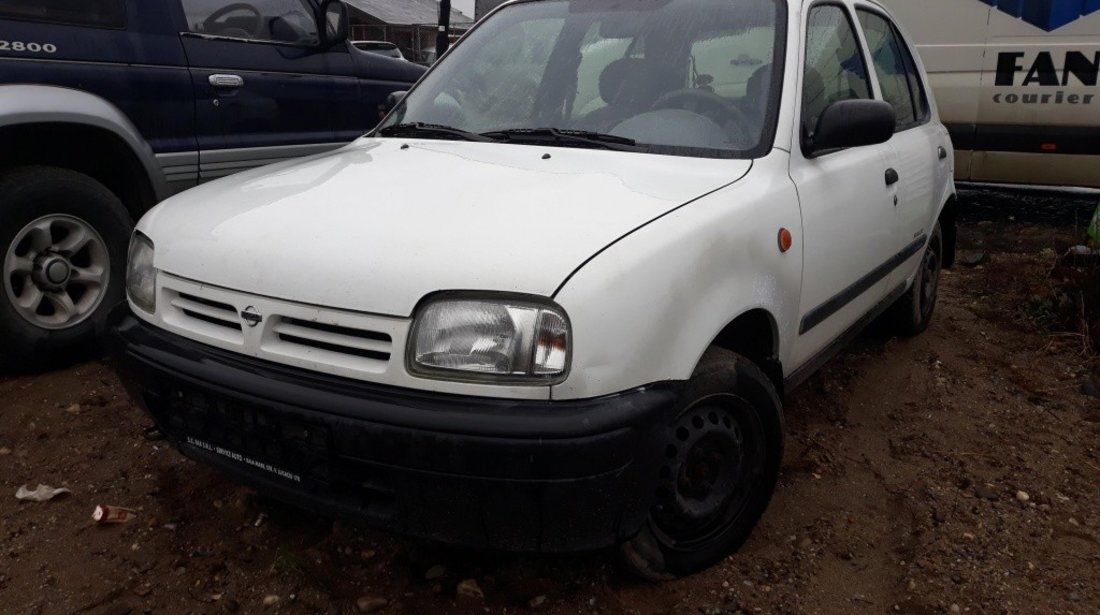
[[475, 0, 508, 20], [345, 0, 473, 62]]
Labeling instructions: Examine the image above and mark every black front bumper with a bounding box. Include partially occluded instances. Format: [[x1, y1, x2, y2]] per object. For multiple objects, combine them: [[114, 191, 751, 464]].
[[108, 306, 680, 552]]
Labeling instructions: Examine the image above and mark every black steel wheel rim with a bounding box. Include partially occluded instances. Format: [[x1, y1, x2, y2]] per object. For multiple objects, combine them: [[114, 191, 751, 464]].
[[651, 394, 766, 549]]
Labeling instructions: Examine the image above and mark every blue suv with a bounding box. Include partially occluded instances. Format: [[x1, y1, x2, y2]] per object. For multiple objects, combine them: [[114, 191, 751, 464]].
[[0, 0, 424, 370]]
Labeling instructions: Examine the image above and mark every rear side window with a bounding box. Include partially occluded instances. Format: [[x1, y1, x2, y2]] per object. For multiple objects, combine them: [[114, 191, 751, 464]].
[[0, 0, 126, 29], [802, 4, 872, 139], [857, 10, 930, 130]]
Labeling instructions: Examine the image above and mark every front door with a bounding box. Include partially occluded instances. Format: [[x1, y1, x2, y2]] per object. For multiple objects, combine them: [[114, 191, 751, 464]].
[[789, 2, 900, 369], [177, 0, 346, 181]]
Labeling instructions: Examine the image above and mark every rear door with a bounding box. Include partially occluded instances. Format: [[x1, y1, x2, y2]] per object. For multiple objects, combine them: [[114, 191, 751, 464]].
[[789, 2, 899, 370], [177, 0, 346, 181], [855, 7, 947, 290]]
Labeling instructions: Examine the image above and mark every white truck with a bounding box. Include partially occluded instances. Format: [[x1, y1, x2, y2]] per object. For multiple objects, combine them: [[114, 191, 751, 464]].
[[881, 0, 1100, 188]]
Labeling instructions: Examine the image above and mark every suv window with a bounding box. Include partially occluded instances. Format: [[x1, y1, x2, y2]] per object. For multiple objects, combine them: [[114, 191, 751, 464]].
[[0, 0, 125, 28], [180, 0, 319, 45], [857, 10, 929, 130], [802, 4, 871, 140]]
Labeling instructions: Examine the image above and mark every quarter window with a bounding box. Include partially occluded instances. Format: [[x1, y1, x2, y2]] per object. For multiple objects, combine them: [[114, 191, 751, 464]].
[[0, 0, 126, 29], [179, 0, 319, 46], [802, 5, 872, 140], [857, 10, 930, 130]]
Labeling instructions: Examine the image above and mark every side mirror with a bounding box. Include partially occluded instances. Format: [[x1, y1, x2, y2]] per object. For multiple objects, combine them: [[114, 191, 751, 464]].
[[806, 99, 896, 156], [319, 0, 349, 48], [378, 90, 407, 121]]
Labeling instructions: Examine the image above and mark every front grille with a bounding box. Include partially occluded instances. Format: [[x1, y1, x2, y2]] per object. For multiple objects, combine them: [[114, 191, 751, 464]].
[[172, 293, 241, 332], [272, 317, 392, 362], [154, 274, 407, 382]]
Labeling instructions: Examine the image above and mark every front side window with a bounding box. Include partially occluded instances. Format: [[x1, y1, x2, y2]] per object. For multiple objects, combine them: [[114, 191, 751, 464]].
[[857, 10, 929, 130], [179, 0, 319, 45], [802, 4, 871, 140], [380, 0, 787, 159], [0, 0, 125, 28]]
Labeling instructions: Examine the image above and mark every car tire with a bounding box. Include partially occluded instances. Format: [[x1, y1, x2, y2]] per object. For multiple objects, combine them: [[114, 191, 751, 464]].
[[0, 166, 133, 372], [888, 221, 943, 337], [620, 348, 785, 580]]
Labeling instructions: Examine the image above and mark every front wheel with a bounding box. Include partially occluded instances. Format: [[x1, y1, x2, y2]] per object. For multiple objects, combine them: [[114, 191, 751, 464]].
[[621, 348, 784, 580], [0, 166, 132, 371]]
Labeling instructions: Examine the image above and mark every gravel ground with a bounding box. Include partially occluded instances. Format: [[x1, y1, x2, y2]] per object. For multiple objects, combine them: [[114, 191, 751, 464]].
[[1, 189, 1098, 615]]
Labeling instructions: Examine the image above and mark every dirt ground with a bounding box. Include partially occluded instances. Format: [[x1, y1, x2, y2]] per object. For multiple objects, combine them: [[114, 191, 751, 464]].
[[1, 190, 1099, 615]]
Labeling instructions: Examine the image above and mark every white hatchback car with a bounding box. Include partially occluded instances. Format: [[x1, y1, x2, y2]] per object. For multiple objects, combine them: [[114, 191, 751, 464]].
[[111, 0, 956, 578]]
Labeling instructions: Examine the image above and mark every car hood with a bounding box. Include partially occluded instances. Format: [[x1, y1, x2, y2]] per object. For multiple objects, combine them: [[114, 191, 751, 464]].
[[140, 138, 751, 317]]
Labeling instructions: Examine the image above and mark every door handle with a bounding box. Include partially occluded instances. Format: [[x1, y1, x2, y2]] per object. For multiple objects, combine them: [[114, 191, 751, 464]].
[[885, 168, 900, 186], [938, 146, 948, 160], [209, 74, 244, 89]]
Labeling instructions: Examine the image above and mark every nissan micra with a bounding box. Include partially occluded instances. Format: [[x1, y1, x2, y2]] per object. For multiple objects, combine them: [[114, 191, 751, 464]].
[[111, 0, 957, 578]]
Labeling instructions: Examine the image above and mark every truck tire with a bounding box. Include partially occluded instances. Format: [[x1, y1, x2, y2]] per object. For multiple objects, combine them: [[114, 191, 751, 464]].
[[0, 166, 132, 371], [888, 221, 943, 337], [621, 348, 785, 580]]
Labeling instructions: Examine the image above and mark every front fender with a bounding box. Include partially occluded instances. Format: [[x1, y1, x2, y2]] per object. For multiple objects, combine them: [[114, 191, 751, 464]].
[[551, 151, 803, 401], [0, 85, 168, 201]]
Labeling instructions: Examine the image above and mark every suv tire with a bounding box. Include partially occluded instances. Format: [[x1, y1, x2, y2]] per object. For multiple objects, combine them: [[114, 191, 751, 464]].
[[621, 348, 784, 580], [0, 166, 132, 371]]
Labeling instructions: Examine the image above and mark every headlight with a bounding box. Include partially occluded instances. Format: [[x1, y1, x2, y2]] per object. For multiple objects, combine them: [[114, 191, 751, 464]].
[[126, 232, 156, 314], [409, 297, 570, 383]]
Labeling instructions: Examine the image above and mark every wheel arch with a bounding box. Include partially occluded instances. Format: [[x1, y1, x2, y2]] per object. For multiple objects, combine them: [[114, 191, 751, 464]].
[[706, 308, 783, 394], [0, 85, 169, 220]]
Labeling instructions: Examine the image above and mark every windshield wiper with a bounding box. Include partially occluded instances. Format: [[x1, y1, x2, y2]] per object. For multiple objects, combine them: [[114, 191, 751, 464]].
[[376, 122, 495, 142], [481, 128, 644, 152]]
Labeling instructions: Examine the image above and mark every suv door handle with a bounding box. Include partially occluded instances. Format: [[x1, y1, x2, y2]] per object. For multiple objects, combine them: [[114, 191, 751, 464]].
[[209, 74, 244, 89], [938, 146, 948, 160], [885, 168, 900, 186]]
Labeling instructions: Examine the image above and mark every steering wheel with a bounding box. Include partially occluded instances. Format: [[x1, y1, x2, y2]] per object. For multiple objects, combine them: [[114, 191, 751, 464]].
[[651, 88, 754, 147], [203, 3, 264, 39]]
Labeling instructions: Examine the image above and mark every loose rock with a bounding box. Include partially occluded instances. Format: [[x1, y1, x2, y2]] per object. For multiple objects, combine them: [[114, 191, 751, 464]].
[[529, 595, 547, 608], [456, 578, 484, 601], [1083, 379, 1100, 399], [961, 252, 989, 267], [974, 487, 999, 501], [262, 595, 279, 607], [1016, 490, 1030, 503], [356, 596, 388, 613]]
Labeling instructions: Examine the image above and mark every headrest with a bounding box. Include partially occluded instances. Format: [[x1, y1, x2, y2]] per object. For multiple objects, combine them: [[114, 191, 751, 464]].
[[599, 58, 651, 105]]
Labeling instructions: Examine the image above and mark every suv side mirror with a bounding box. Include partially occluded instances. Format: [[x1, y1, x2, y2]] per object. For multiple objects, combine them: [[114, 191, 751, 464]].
[[378, 90, 407, 120], [319, 0, 349, 48], [806, 100, 896, 156]]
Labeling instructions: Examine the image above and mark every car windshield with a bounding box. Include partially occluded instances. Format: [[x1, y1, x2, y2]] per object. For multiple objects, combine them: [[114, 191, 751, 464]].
[[377, 0, 785, 158]]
